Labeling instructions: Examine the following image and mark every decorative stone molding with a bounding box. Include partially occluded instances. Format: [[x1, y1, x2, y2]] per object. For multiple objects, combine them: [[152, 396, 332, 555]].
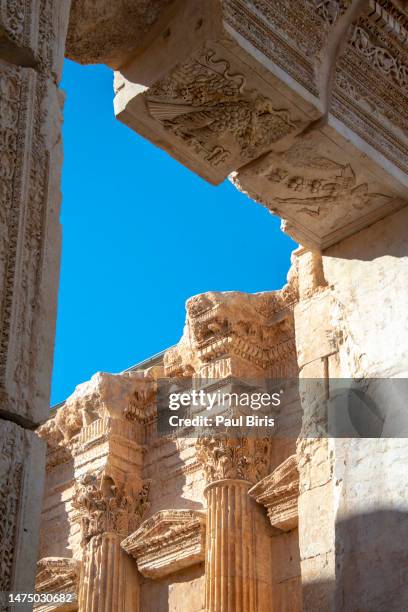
[[161, 287, 299, 387], [113, 0, 408, 249], [114, 0, 312, 185], [35, 557, 80, 609], [121, 509, 206, 579], [72, 471, 151, 546], [249, 454, 299, 532], [196, 435, 271, 484]]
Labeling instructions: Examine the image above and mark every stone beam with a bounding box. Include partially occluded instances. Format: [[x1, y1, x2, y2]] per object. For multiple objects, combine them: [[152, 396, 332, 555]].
[[66, 0, 178, 68], [110, 0, 408, 249]]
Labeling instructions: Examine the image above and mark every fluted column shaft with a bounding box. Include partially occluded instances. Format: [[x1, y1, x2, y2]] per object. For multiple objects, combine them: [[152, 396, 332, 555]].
[[79, 533, 139, 612], [205, 479, 257, 612]]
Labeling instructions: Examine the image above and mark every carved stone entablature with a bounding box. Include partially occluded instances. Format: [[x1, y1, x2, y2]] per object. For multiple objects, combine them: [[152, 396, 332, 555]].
[[186, 290, 298, 375], [35, 557, 80, 603], [38, 370, 160, 449], [66, 0, 175, 68], [233, 128, 407, 249], [223, 0, 408, 182], [114, 0, 318, 185], [162, 286, 299, 382], [248, 454, 299, 532], [196, 435, 271, 484], [121, 509, 206, 579], [72, 471, 151, 546]]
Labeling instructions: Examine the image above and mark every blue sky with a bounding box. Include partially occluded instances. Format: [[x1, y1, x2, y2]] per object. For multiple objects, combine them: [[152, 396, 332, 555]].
[[50, 59, 296, 405]]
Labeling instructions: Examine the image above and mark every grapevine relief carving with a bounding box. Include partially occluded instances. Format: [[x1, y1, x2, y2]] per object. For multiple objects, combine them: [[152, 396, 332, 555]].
[[145, 49, 297, 166]]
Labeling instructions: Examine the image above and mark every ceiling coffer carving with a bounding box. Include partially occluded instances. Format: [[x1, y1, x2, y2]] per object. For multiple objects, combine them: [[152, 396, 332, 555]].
[[121, 509, 206, 579]]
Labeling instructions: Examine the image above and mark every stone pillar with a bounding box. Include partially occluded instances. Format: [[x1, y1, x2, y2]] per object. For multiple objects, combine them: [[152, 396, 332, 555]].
[[79, 534, 139, 612], [197, 436, 273, 612], [0, 1, 70, 602], [205, 478, 257, 612], [73, 471, 148, 612]]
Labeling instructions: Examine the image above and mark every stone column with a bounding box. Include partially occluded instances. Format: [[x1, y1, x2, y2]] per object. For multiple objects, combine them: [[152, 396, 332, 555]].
[[197, 436, 273, 612], [73, 471, 149, 612], [205, 478, 257, 612], [0, 1, 71, 602], [79, 534, 139, 612]]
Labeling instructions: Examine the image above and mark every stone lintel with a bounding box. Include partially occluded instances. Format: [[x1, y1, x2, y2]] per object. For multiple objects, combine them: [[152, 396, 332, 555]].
[[112, 0, 408, 249]]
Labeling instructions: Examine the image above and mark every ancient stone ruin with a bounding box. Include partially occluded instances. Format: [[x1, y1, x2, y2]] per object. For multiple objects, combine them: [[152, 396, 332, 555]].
[[1, 1, 408, 611]]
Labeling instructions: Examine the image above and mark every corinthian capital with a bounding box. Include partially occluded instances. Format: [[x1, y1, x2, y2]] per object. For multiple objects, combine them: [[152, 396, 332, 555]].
[[196, 435, 271, 485], [72, 472, 150, 546]]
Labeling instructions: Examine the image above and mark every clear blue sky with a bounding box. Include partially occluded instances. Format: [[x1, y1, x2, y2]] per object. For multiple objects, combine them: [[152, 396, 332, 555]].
[[50, 59, 296, 406]]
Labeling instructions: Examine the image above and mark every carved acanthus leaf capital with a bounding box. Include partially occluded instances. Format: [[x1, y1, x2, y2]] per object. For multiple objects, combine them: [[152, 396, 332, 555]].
[[196, 435, 271, 484], [72, 472, 151, 546]]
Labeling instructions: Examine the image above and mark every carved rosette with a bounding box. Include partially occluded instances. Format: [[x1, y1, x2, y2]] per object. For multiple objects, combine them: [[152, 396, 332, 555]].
[[196, 435, 271, 485], [72, 472, 151, 546]]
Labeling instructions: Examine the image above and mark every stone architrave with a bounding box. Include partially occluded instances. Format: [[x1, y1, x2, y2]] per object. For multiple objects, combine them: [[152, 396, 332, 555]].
[[112, 0, 408, 249]]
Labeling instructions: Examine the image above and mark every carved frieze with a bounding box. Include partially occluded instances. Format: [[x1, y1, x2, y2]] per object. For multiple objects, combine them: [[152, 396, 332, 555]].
[[113, 0, 408, 249], [196, 435, 271, 484], [0, 58, 63, 424], [248, 454, 299, 531], [224, 0, 408, 183], [121, 509, 206, 579], [144, 49, 297, 176]]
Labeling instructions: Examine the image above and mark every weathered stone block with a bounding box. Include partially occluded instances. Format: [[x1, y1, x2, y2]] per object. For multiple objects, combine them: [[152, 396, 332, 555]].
[[298, 482, 334, 560], [0, 63, 63, 425], [294, 290, 336, 368], [0, 419, 45, 598]]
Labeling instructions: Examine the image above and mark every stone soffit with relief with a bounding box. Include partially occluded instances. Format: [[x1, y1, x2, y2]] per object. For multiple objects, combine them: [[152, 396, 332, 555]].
[[121, 509, 206, 579], [113, 0, 408, 250]]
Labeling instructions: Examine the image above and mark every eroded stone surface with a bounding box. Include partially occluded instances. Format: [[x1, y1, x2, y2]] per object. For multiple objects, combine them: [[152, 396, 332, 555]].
[[0, 62, 63, 425], [0, 419, 45, 596], [66, 0, 175, 68]]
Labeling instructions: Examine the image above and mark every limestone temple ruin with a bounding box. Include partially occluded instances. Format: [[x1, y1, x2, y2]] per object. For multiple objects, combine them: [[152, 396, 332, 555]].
[[1, 1, 408, 610]]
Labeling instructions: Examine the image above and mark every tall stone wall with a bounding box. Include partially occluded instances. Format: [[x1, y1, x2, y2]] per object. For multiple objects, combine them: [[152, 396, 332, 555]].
[[295, 206, 408, 611]]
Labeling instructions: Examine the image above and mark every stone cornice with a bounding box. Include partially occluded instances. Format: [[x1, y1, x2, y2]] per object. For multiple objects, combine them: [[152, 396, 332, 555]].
[[121, 509, 206, 579], [248, 454, 299, 532], [35, 557, 80, 609]]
